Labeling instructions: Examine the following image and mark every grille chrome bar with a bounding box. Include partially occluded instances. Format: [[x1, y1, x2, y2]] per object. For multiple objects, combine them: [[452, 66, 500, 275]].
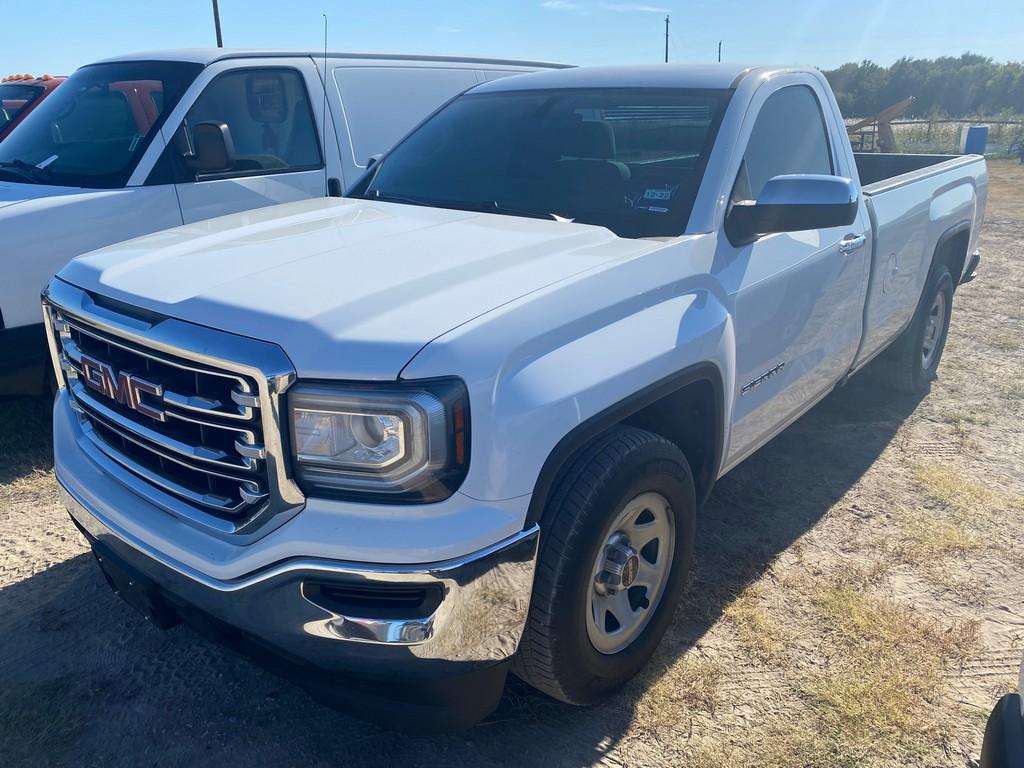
[[61, 315, 257, 422], [81, 418, 258, 514], [43, 278, 304, 541], [70, 381, 257, 471]]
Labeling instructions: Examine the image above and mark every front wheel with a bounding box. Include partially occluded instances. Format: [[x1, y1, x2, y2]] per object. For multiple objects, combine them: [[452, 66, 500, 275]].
[[514, 426, 695, 704]]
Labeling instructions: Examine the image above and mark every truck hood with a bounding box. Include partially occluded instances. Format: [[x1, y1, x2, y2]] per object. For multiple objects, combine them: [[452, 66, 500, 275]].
[[59, 197, 658, 379]]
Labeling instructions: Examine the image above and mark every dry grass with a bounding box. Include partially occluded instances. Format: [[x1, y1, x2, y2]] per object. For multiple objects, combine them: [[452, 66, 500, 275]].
[[911, 461, 1019, 516], [633, 656, 723, 729], [806, 581, 980, 757], [723, 584, 789, 661], [893, 508, 979, 564], [813, 583, 979, 661], [990, 333, 1020, 353], [809, 659, 940, 755], [693, 720, 859, 768]]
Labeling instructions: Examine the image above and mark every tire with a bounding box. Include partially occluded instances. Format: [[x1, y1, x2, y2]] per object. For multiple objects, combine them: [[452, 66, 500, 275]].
[[873, 265, 954, 394], [514, 425, 696, 704]]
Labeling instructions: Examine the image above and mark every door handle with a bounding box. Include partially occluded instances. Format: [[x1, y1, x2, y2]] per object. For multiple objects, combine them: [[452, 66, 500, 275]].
[[839, 233, 867, 254]]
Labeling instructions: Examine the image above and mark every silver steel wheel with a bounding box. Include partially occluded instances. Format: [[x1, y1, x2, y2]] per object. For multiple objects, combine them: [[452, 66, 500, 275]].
[[587, 491, 675, 655], [921, 290, 947, 370]]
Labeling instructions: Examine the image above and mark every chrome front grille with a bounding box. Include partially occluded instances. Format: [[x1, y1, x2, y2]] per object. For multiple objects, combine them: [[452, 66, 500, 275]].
[[43, 279, 304, 539]]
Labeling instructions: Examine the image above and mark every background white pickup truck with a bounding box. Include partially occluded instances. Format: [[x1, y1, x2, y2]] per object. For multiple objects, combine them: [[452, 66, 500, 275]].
[[0, 48, 565, 380], [44, 63, 986, 730]]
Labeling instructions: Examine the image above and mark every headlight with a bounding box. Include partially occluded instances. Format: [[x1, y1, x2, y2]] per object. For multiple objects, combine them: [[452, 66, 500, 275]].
[[287, 379, 469, 502]]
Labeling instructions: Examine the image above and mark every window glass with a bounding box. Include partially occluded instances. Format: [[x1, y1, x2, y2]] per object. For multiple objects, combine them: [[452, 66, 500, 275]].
[[54, 88, 136, 142], [164, 68, 321, 182], [0, 61, 200, 188], [356, 88, 731, 239], [0, 84, 43, 131], [732, 85, 833, 202]]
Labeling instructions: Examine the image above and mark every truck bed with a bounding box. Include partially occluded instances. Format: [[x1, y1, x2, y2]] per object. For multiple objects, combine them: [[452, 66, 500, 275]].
[[854, 152, 978, 193]]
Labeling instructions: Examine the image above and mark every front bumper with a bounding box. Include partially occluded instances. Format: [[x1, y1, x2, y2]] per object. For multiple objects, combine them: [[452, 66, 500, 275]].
[[61, 481, 539, 728]]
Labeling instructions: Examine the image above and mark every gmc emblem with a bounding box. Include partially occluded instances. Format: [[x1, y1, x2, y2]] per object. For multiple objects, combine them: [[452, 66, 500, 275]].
[[80, 353, 166, 422]]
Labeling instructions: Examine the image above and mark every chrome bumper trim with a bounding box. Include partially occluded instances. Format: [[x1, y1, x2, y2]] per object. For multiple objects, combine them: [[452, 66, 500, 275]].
[[60, 479, 539, 658]]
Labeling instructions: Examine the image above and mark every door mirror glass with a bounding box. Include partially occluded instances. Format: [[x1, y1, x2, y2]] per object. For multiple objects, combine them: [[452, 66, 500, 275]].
[[726, 174, 858, 244]]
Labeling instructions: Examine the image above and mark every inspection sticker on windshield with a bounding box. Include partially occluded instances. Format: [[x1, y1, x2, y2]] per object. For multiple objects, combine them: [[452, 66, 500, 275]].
[[642, 188, 673, 201]]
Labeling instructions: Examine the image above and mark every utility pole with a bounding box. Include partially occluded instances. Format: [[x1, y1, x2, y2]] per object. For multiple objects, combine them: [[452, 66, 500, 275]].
[[718, 40, 722, 62], [663, 15, 671, 63], [212, 0, 224, 47]]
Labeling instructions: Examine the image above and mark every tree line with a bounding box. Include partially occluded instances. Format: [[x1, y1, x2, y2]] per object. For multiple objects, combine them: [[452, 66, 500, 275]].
[[823, 54, 1024, 119]]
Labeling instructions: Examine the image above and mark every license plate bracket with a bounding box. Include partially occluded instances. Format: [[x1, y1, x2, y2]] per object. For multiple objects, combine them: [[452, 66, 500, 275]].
[[92, 544, 181, 630]]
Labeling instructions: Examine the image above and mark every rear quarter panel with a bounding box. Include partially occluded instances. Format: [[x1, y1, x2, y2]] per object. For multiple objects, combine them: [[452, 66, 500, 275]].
[[854, 156, 987, 366]]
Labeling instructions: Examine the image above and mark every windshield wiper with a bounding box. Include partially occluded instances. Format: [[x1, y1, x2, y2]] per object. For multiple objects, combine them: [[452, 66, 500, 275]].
[[468, 200, 562, 222], [357, 191, 437, 208], [358, 191, 563, 222], [0, 159, 52, 184]]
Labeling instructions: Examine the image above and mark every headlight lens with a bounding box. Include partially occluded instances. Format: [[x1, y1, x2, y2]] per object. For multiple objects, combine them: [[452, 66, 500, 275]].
[[287, 379, 469, 502]]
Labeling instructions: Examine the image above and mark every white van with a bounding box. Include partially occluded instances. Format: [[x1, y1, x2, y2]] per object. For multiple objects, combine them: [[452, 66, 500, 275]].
[[0, 49, 568, 382]]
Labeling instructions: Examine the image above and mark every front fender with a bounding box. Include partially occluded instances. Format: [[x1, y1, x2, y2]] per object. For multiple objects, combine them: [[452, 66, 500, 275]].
[[402, 245, 735, 507], [0, 185, 181, 330]]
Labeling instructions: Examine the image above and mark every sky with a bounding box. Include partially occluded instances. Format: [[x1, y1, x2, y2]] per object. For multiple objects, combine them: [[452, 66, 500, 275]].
[[4, 0, 1022, 76]]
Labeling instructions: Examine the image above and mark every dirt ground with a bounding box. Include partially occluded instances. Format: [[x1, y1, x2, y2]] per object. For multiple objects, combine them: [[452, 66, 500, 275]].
[[1, 160, 1022, 768]]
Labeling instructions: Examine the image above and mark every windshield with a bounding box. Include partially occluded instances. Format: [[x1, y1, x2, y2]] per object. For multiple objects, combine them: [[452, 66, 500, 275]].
[[354, 87, 731, 239], [0, 84, 43, 132], [0, 61, 201, 188]]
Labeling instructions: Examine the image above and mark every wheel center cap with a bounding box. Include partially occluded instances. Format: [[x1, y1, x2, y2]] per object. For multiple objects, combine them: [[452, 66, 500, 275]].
[[595, 538, 640, 595], [621, 554, 639, 588]]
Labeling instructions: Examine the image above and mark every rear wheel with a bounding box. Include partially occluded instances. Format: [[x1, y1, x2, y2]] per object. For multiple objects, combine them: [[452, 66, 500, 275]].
[[514, 426, 695, 704], [873, 265, 954, 394]]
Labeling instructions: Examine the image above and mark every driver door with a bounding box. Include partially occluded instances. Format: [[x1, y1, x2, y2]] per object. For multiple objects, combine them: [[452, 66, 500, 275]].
[[151, 59, 331, 224], [718, 78, 871, 468]]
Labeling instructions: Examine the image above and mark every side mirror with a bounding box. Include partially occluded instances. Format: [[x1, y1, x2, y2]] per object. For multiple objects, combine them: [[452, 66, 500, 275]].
[[726, 174, 858, 245], [186, 121, 235, 175]]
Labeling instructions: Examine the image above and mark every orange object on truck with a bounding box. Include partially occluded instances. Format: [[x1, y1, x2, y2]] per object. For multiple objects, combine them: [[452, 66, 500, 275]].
[[0, 73, 65, 141]]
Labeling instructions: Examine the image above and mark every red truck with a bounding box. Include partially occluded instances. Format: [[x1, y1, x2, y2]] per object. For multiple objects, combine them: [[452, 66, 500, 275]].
[[0, 73, 65, 141]]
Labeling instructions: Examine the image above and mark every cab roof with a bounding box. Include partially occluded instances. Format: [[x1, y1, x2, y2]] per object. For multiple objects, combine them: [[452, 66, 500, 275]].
[[93, 48, 571, 70], [472, 63, 789, 93]]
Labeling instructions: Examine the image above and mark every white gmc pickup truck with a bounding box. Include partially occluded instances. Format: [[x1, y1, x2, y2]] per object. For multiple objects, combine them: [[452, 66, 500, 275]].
[[44, 64, 986, 730]]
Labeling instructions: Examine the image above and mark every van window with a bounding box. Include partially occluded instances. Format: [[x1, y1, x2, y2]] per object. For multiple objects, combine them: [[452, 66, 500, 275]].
[[334, 67, 478, 168], [731, 85, 833, 203], [161, 68, 322, 183]]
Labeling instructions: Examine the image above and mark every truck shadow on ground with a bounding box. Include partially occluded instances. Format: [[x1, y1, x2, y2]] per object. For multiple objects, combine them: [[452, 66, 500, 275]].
[[0, 374, 921, 768]]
